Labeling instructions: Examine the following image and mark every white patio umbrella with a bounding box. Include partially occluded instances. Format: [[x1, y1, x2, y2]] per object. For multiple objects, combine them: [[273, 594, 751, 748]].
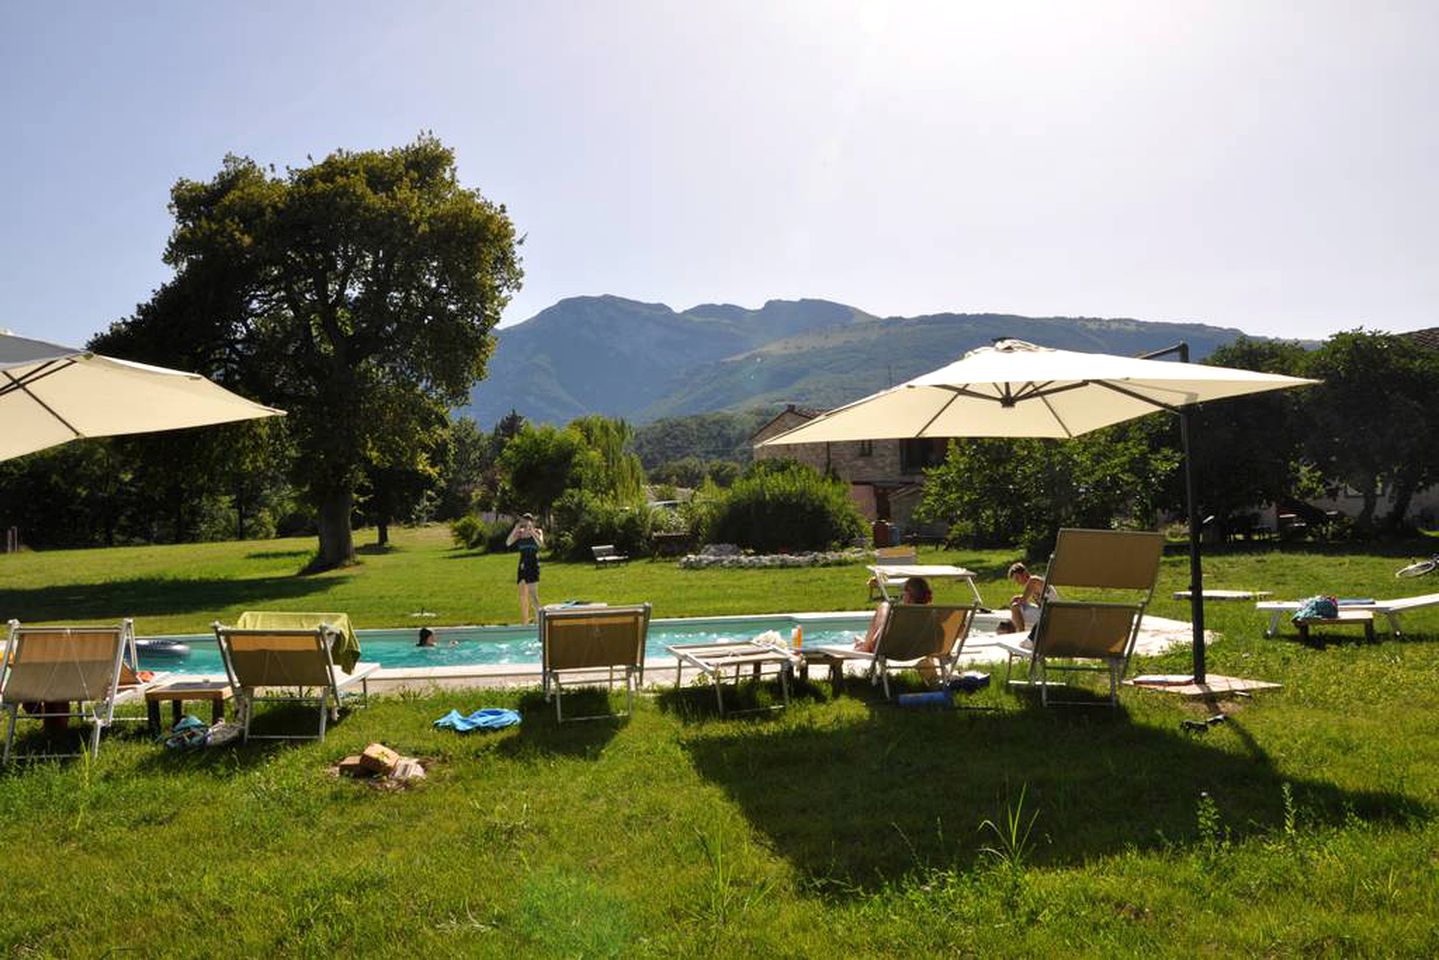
[[760, 338, 1318, 682], [1, 331, 284, 461]]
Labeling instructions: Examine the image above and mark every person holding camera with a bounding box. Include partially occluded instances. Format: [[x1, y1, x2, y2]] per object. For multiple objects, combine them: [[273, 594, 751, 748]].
[[506, 513, 545, 625]]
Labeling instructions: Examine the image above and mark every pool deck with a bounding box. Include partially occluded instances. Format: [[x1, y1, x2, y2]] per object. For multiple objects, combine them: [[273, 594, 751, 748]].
[[165, 615, 1210, 694]]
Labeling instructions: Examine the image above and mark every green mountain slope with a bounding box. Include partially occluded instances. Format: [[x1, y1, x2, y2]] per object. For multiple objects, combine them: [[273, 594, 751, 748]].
[[462, 297, 1251, 426]]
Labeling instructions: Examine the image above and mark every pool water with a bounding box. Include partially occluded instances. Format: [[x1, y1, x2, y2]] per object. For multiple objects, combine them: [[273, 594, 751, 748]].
[[137, 613, 879, 675]]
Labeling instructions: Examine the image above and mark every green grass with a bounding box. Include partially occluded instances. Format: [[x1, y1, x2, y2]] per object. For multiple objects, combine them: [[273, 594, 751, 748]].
[[2, 529, 1439, 955]]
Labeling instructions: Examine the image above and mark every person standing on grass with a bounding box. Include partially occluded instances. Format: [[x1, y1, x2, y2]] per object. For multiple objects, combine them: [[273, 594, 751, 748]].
[[506, 513, 544, 625]]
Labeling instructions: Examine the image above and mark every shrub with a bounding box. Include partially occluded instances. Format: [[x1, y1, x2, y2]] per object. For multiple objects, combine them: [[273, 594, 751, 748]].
[[450, 515, 514, 552], [550, 490, 652, 561], [450, 514, 484, 550], [701, 462, 866, 552]]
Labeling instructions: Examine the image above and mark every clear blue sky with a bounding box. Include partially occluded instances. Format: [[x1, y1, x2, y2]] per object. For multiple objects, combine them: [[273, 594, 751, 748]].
[[2, 1, 1435, 349]]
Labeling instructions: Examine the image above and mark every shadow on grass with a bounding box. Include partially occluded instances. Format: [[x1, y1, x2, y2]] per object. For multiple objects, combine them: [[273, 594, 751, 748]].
[[494, 689, 625, 758], [654, 673, 803, 723], [680, 696, 1431, 894], [243, 549, 314, 561], [0, 574, 347, 623]]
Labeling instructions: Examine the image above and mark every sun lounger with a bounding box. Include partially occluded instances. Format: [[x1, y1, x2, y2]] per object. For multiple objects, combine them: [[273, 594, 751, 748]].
[[666, 636, 800, 717], [2, 619, 136, 762], [867, 545, 919, 601], [213, 616, 378, 742], [1257, 593, 1439, 638], [996, 528, 1164, 707], [540, 603, 651, 722], [810, 603, 977, 699]]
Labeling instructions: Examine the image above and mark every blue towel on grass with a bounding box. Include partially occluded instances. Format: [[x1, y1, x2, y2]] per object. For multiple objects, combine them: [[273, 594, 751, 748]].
[[433, 708, 522, 732]]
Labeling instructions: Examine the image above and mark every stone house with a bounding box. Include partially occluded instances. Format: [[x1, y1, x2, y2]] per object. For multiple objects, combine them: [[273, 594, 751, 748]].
[[751, 405, 949, 539]]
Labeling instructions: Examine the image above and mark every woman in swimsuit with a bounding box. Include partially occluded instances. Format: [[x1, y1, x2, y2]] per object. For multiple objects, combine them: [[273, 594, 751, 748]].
[[506, 513, 545, 625]]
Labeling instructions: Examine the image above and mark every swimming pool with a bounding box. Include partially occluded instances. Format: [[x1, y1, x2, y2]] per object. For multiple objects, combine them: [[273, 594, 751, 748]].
[[136, 612, 902, 674]]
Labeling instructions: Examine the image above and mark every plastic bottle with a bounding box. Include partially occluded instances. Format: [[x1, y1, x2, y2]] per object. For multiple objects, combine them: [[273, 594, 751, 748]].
[[791, 625, 803, 649], [897, 690, 952, 708]]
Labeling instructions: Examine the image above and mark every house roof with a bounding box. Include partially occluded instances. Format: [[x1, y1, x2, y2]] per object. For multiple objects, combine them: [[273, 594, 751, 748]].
[[750, 404, 823, 442], [1403, 327, 1439, 352]]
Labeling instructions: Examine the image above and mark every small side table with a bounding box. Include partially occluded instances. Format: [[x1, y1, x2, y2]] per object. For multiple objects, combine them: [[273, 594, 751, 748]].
[[146, 680, 233, 734]]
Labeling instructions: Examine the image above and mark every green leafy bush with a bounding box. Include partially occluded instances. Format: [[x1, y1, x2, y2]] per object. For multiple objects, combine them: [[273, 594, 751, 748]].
[[450, 515, 514, 552], [701, 462, 866, 552], [550, 490, 652, 561]]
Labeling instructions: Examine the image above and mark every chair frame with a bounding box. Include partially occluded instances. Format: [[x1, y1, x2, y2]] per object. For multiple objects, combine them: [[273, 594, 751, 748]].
[[540, 603, 651, 723], [212, 621, 375, 742], [867, 545, 919, 602], [999, 528, 1164, 708], [2, 619, 134, 763]]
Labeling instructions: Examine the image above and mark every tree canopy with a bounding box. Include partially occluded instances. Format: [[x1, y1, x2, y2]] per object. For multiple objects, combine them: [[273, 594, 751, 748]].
[[96, 136, 521, 566]]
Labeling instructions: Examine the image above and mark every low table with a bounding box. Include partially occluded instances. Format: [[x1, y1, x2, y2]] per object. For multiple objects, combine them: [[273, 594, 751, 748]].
[[1294, 609, 1376, 645], [667, 640, 799, 717], [145, 680, 232, 733]]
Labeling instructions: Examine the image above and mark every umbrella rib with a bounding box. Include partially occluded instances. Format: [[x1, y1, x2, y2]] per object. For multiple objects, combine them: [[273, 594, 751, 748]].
[[1, 363, 85, 440], [1093, 379, 1183, 413], [918, 390, 967, 436]]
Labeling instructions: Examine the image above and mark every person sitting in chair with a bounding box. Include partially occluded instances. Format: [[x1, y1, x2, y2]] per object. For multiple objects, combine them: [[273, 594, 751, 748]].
[[997, 561, 1056, 634], [853, 576, 932, 652]]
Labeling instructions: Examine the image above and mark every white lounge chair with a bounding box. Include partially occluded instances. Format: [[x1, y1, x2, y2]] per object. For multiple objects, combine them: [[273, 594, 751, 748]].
[[213, 618, 378, 742], [1257, 592, 1439, 639], [539, 603, 651, 722], [996, 529, 1164, 707], [867, 545, 919, 601], [2, 619, 135, 762]]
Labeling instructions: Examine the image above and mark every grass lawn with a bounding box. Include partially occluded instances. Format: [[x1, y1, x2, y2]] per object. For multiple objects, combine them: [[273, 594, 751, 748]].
[[2, 527, 1438, 955]]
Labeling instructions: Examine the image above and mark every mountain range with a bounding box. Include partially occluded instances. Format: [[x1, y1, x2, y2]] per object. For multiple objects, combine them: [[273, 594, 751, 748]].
[[460, 296, 1254, 426]]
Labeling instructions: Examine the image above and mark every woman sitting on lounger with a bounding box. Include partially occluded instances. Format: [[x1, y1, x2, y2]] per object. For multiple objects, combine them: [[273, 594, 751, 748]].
[[853, 576, 932, 652]]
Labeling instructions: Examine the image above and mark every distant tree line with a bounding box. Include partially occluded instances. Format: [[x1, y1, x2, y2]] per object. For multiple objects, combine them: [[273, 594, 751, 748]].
[[916, 329, 1439, 555]]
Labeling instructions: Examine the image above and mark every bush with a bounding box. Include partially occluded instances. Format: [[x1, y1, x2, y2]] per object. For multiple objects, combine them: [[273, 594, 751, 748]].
[[450, 514, 484, 550], [701, 462, 866, 553], [450, 515, 514, 552], [550, 490, 652, 561]]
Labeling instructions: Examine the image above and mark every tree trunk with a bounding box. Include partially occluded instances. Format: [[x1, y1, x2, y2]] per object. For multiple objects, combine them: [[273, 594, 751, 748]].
[[1386, 478, 1416, 531], [315, 486, 356, 568], [377, 517, 390, 546]]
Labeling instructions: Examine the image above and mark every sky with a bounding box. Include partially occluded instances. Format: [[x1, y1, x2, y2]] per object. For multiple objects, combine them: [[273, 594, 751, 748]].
[[2, 0, 1435, 349]]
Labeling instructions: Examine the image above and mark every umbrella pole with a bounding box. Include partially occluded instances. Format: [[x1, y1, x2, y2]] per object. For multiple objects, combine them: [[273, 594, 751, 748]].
[[1180, 405, 1206, 683]]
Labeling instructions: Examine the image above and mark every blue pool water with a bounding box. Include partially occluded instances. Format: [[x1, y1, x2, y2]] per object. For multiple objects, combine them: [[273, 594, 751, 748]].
[[137, 613, 878, 675]]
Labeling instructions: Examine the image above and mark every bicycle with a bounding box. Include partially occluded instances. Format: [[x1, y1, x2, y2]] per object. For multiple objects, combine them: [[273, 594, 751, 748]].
[[1395, 554, 1439, 579]]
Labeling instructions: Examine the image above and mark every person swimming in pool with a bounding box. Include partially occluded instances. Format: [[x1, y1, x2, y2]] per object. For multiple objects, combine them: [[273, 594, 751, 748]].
[[417, 627, 436, 647], [506, 513, 545, 625]]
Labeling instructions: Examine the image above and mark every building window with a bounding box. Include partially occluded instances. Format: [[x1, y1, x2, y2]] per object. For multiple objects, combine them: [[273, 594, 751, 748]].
[[899, 438, 945, 474], [858, 439, 873, 457]]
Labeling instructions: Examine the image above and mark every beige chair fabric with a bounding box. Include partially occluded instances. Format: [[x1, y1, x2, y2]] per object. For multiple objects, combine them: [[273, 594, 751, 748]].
[[815, 603, 976, 699], [540, 603, 651, 722], [998, 528, 1164, 707], [213, 620, 378, 742], [2, 620, 133, 762]]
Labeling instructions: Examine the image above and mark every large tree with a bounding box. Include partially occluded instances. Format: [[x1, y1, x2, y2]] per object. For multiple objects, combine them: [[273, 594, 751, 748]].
[[101, 137, 521, 566]]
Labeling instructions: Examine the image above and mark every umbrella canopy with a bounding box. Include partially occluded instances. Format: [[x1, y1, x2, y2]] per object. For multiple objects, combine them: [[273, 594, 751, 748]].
[[1, 331, 284, 461], [759, 338, 1314, 443], [761, 338, 1318, 683]]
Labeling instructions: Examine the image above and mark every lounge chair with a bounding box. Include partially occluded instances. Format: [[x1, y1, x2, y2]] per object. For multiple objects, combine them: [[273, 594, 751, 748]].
[[811, 603, 977, 699], [539, 603, 651, 722], [996, 528, 1164, 707], [2, 619, 134, 762], [213, 617, 378, 742], [1257, 592, 1439, 639], [868, 545, 919, 601]]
